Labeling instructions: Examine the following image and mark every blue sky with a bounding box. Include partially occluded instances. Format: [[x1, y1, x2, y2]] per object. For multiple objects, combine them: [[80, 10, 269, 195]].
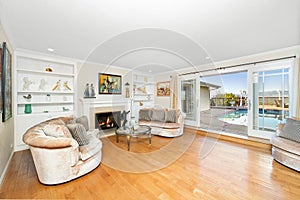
[[201, 71, 248, 96], [200, 70, 289, 97]]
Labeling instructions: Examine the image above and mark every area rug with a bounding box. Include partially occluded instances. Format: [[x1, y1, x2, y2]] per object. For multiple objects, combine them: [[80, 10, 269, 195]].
[[100, 131, 196, 173]]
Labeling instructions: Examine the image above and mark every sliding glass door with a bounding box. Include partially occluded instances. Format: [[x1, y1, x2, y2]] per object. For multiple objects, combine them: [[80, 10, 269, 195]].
[[178, 74, 200, 126], [177, 58, 296, 139], [248, 59, 294, 138], [200, 71, 248, 136]]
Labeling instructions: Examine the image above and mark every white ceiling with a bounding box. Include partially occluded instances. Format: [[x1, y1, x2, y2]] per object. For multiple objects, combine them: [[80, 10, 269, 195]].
[[0, 0, 299, 73]]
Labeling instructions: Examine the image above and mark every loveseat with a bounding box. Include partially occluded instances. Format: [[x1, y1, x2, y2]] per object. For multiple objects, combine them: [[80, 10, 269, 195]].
[[270, 118, 300, 171], [22, 116, 102, 185], [138, 108, 184, 137]]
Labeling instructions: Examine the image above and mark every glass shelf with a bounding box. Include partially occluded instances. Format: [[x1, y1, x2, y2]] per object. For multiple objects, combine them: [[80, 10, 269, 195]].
[[133, 80, 155, 85], [17, 90, 74, 94], [17, 101, 74, 105], [17, 69, 74, 77]]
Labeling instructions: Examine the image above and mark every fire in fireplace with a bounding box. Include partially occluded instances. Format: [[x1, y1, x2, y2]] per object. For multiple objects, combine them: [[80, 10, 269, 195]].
[[95, 111, 121, 130]]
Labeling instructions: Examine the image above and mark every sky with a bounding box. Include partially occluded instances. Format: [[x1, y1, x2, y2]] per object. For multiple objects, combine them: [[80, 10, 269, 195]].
[[200, 69, 289, 97], [201, 71, 248, 96]]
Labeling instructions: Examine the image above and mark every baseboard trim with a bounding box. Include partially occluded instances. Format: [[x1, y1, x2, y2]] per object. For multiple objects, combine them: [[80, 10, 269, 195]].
[[0, 150, 14, 186], [14, 144, 29, 152], [192, 129, 271, 150], [185, 126, 272, 152]]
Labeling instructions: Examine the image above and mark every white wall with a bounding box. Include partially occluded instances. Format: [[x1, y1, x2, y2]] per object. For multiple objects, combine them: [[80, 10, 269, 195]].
[[76, 61, 131, 115], [154, 73, 171, 108], [0, 23, 14, 184]]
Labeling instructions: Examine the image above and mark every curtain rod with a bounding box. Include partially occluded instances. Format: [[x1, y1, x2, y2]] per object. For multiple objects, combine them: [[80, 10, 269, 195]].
[[179, 55, 296, 76]]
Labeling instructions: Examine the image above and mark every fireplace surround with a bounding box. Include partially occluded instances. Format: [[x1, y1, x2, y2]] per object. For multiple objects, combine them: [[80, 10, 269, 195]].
[[80, 99, 130, 130]]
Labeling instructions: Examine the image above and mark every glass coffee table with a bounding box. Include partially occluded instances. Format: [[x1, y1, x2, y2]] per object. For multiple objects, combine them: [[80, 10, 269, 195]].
[[115, 125, 152, 151]]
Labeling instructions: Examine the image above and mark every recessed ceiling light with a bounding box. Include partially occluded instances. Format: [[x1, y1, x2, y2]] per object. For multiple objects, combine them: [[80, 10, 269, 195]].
[[47, 48, 54, 52], [205, 56, 210, 59], [149, 69, 152, 72]]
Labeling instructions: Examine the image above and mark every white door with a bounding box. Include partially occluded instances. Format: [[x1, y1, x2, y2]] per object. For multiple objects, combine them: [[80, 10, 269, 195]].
[[248, 59, 295, 139], [177, 74, 200, 126]]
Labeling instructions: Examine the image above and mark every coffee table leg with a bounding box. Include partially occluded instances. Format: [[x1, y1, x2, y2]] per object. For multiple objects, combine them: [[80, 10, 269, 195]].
[[149, 133, 152, 145], [116, 134, 119, 143], [126, 135, 131, 151]]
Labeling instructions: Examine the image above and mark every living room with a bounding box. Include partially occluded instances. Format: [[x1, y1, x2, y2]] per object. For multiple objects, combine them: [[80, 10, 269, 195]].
[[1, 0, 300, 199]]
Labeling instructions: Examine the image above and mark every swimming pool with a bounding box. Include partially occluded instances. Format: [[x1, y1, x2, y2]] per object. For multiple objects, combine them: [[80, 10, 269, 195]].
[[218, 109, 284, 130]]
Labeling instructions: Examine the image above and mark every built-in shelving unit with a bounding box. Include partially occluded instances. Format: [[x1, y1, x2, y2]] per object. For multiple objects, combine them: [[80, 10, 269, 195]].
[[131, 72, 155, 119], [14, 51, 77, 150]]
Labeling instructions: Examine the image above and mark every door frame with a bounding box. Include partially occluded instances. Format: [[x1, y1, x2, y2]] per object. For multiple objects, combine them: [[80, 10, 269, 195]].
[[177, 73, 201, 127], [247, 59, 296, 139]]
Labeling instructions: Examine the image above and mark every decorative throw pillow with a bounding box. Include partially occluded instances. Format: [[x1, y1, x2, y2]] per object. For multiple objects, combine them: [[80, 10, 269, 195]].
[[151, 109, 165, 122], [279, 118, 300, 143], [67, 123, 89, 146], [165, 109, 177, 123], [139, 109, 152, 121], [67, 119, 76, 125], [43, 124, 72, 138], [75, 115, 89, 131]]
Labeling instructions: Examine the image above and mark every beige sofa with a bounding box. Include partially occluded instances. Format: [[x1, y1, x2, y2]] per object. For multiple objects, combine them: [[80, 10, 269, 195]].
[[138, 108, 184, 137], [270, 118, 300, 171], [23, 116, 102, 185]]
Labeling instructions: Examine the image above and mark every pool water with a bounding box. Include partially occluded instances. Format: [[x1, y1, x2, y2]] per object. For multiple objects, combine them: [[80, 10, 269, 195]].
[[219, 110, 284, 130]]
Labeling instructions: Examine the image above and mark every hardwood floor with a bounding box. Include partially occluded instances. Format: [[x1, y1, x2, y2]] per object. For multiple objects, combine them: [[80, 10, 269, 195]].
[[1, 128, 300, 199]]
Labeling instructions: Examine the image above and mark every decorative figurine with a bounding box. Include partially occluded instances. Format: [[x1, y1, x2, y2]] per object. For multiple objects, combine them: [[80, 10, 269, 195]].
[[125, 82, 130, 98], [22, 77, 33, 90], [52, 80, 61, 91], [137, 86, 147, 93], [39, 79, 47, 91], [83, 83, 96, 98], [129, 116, 137, 130], [133, 84, 136, 94], [63, 107, 70, 111], [147, 94, 151, 100], [84, 83, 90, 97], [23, 94, 32, 102], [90, 83, 95, 97], [63, 81, 72, 91], [45, 67, 53, 72], [46, 94, 51, 101], [119, 110, 130, 128], [24, 104, 32, 114]]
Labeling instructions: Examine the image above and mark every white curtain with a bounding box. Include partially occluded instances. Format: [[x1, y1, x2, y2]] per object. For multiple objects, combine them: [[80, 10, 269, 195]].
[[170, 74, 178, 109], [296, 58, 300, 118]]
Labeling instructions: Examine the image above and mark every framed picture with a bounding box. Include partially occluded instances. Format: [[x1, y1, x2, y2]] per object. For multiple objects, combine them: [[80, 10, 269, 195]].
[[157, 81, 170, 96], [0, 47, 2, 114], [98, 73, 122, 94], [1, 42, 12, 122]]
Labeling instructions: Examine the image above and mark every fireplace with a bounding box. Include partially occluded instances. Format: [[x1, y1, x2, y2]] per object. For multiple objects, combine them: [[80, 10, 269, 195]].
[[95, 111, 121, 130]]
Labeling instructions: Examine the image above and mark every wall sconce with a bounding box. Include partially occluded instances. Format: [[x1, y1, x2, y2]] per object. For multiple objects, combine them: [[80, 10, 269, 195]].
[[125, 82, 130, 98]]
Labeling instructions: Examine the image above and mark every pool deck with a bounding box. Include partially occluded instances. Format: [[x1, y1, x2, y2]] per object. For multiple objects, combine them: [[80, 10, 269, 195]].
[[212, 105, 288, 111], [211, 106, 248, 110], [200, 108, 247, 136]]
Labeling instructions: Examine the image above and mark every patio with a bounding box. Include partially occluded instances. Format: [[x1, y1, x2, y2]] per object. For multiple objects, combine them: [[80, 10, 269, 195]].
[[200, 108, 248, 136]]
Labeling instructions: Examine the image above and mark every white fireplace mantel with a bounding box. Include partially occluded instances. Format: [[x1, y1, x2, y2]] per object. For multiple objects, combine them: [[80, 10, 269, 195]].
[[80, 98, 131, 129]]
